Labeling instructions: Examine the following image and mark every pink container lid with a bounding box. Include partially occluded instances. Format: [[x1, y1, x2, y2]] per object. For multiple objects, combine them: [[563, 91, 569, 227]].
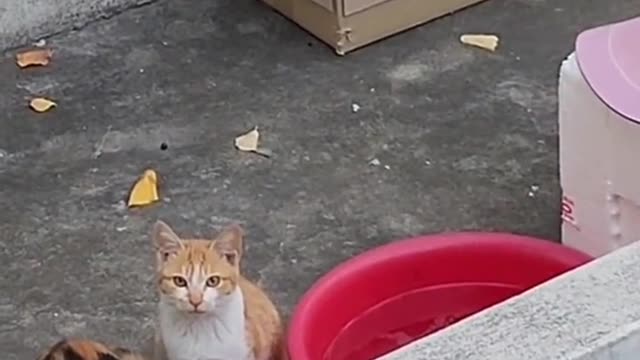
[[576, 16, 640, 124]]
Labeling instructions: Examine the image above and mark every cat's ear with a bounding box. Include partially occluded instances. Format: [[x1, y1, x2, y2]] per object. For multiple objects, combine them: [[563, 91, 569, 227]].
[[152, 220, 184, 264], [212, 224, 244, 268]]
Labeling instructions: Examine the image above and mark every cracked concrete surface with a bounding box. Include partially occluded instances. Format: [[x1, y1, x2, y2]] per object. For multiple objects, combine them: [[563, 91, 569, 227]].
[[1, 0, 639, 358], [0, 0, 152, 50]]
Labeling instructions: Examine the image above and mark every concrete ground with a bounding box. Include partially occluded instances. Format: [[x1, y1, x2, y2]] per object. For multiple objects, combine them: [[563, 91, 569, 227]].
[[0, 0, 150, 50], [0, 0, 638, 358]]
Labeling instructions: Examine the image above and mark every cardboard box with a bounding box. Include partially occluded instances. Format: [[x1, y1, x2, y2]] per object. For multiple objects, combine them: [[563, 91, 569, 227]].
[[559, 17, 640, 257], [261, 0, 486, 55]]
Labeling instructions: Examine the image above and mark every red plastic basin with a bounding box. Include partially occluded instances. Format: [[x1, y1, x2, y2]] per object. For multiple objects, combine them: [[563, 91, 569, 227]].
[[287, 232, 593, 360]]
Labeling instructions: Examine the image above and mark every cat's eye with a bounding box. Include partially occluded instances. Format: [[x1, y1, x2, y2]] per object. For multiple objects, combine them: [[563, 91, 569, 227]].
[[206, 275, 221, 287], [173, 276, 187, 287]]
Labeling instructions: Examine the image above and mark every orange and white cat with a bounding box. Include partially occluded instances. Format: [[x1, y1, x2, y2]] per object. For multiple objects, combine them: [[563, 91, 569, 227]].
[[151, 220, 287, 360]]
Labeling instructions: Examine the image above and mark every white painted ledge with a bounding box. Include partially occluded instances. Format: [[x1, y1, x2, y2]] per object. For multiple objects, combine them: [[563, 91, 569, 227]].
[[379, 241, 640, 360]]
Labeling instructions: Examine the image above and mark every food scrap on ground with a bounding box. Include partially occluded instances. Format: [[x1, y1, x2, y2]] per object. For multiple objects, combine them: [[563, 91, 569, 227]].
[[128, 169, 160, 207], [16, 49, 54, 68], [234, 127, 271, 157], [460, 34, 500, 52], [29, 98, 57, 113]]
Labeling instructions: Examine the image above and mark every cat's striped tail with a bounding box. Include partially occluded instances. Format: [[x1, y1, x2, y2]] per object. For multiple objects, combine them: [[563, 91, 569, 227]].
[[36, 338, 146, 360]]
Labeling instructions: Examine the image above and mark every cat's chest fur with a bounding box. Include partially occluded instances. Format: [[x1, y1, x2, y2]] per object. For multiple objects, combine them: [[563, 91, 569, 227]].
[[158, 289, 254, 360]]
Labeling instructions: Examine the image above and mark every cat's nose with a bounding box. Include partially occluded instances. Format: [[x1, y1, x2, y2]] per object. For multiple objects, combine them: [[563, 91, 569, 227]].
[[189, 293, 203, 308]]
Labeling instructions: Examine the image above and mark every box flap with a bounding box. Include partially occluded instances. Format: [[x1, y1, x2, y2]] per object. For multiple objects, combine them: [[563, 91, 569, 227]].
[[311, 0, 334, 12], [343, 0, 391, 16], [576, 16, 640, 124]]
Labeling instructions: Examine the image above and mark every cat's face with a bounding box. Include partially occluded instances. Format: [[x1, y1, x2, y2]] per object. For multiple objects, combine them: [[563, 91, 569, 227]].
[[152, 220, 244, 314]]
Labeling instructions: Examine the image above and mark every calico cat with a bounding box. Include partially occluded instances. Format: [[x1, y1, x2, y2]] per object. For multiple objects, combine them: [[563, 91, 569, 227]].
[[151, 220, 288, 360], [36, 339, 145, 360]]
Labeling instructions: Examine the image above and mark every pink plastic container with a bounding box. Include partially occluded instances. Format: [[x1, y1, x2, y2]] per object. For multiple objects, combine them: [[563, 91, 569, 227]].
[[559, 16, 640, 257], [576, 16, 640, 123]]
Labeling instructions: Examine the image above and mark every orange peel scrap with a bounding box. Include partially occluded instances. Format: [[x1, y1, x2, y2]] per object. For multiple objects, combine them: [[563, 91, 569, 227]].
[[235, 127, 260, 152], [16, 48, 54, 68], [234, 126, 272, 157], [460, 34, 500, 52], [29, 98, 57, 113], [128, 169, 160, 207]]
